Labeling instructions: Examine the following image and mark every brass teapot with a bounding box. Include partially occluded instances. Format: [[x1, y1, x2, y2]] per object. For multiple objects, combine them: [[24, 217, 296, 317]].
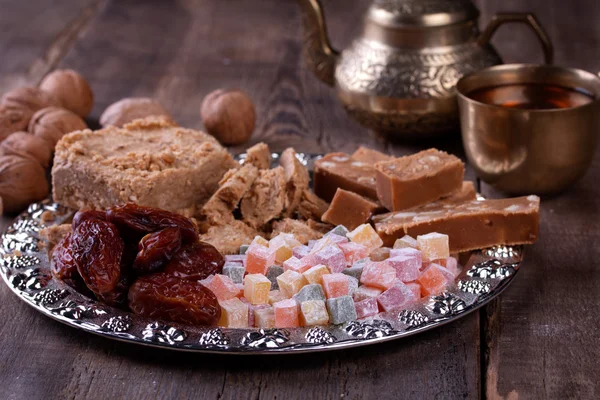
[[296, 0, 553, 139]]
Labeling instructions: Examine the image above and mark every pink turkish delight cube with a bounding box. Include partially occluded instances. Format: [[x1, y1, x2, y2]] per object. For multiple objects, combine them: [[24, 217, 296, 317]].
[[292, 245, 311, 259], [225, 254, 246, 264], [387, 249, 422, 282], [360, 260, 396, 290], [322, 273, 349, 298], [313, 245, 347, 273], [405, 282, 422, 299], [354, 298, 379, 319], [417, 263, 454, 296], [244, 244, 276, 275], [377, 281, 417, 312], [273, 298, 300, 328], [339, 242, 369, 265], [283, 256, 311, 274], [440, 256, 461, 277], [204, 274, 240, 300], [352, 285, 383, 302]]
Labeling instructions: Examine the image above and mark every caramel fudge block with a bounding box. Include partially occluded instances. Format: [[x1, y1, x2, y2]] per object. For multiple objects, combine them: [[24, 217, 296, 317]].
[[201, 163, 259, 225], [314, 152, 379, 202], [297, 190, 330, 220], [240, 166, 286, 229], [373, 195, 540, 252], [244, 142, 271, 169], [280, 147, 310, 216], [200, 220, 264, 255], [375, 149, 464, 211], [444, 181, 477, 204], [52, 117, 237, 217], [271, 218, 324, 244], [351, 146, 393, 164], [322, 188, 383, 231]]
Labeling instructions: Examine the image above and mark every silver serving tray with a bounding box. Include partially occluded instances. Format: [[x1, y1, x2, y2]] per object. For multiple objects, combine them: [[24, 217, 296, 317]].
[[0, 154, 524, 354]]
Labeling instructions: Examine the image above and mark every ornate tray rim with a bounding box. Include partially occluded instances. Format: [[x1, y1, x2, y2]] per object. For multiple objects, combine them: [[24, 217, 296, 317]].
[[0, 153, 524, 355]]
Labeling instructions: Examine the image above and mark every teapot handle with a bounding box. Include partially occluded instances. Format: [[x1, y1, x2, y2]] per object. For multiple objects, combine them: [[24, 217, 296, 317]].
[[478, 13, 554, 64]]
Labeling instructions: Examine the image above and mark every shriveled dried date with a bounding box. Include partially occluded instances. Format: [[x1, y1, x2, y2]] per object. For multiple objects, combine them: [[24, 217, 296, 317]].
[[164, 241, 224, 281], [51, 231, 76, 280], [72, 209, 106, 228], [97, 273, 131, 307], [128, 273, 221, 326], [133, 227, 182, 274], [106, 203, 198, 242], [72, 219, 124, 295]]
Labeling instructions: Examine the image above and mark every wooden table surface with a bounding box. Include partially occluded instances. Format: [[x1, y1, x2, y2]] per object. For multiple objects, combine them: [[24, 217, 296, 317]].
[[0, 1, 598, 399]]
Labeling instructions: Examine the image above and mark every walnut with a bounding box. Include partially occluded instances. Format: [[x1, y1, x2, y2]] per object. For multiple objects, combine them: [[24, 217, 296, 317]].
[[0, 155, 49, 213], [0, 131, 53, 167], [0, 105, 30, 141], [39, 69, 94, 117], [100, 97, 173, 127], [200, 89, 255, 145], [28, 107, 88, 148]]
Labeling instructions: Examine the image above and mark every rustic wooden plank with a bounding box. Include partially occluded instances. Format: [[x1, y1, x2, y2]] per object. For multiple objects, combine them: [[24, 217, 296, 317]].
[[476, 1, 600, 398], [0, 1, 481, 399]]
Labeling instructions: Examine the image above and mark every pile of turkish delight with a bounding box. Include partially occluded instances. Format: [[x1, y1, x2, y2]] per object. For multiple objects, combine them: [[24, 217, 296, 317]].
[[200, 224, 460, 328]]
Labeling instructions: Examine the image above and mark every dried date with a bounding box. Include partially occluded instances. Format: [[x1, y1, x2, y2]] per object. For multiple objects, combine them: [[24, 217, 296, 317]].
[[72, 209, 106, 229], [164, 241, 224, 281], [132, 227, 182, 274], [106, 203, 198, 243], [72, 219, 124, 295], [51, 231, 76, 280], [128, 273, 221, 326]]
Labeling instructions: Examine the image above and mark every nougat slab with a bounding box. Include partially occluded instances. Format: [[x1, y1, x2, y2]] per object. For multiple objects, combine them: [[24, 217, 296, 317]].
[[374, 149, 464, 211], [314, 152, 379, 202], [321, 188, 383, 231], [52, 117, 236, 217], [373, 195, 540, 252]]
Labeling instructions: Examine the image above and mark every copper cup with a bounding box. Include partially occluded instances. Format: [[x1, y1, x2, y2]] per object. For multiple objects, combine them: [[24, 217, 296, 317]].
[[457, 64, 600, 194]]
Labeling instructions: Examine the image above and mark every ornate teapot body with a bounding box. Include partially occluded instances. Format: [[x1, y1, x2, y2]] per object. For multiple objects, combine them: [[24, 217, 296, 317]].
[[297, 0, 552, 139]]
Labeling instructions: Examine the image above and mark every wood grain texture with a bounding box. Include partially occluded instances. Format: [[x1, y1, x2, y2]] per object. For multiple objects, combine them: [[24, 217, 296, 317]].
[[475, 1, 600, 398], [1, 0, 599, 399]]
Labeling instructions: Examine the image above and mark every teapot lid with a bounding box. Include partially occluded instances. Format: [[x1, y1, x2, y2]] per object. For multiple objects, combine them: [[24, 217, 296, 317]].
[[368, 0, 480, 28]]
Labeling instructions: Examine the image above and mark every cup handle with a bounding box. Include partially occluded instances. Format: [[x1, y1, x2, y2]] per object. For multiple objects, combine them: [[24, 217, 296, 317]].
[[478, 13, 554, 65]]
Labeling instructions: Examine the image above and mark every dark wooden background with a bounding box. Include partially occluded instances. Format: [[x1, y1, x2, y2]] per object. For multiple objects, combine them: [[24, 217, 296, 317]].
[[0, 1, 598, 399]]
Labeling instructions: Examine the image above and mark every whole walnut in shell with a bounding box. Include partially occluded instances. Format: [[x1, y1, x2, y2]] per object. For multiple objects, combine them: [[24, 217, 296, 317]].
[[1, 86, 59, 114], [200, 89, 255, 146], [100, 97, 173, 128], [39, 69, 94, 117], [0, 105, 31, 141], [0, 155, 49, 213], [28, 107, 88, 148], [0, 131, 53, 167]]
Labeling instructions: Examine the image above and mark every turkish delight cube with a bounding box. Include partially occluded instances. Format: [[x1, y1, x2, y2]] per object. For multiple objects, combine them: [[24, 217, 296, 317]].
[[346, 275, 359, 296], [254, 306, 276, 328], [244, 274, 271, 305], [222, 262, 246, 284], [417, 232, 450, 261], [393, 235, 418, 249], [269, 233, 300, 263], [300, 300, 329, 326], [326, 296, 358, 325], [205, 274, 239, 300], [251, 235, 269, 247], [276, 270, 308, 298], [338, 242, 369, 264], [417, 263, 454, 296], [347, 224, 383, 253], [218, 298, 249, 328], [266, 265, 284, 289], [283, 256, 311, 274], [244, 244, 276, 275], [440, 256, 461, 277], [322, 273, 349, 298], [292, 245, 311, 259], [354, 297, 379, 319], [360, 260, 396, 290], [294, 284, 326, 303], [352, 285, 383, 302], [313, 245, 347, 273], [369, 247, 390, 261], [328, 225, 349, 237], [387, 250, 422, 282], [377, 282, 417, 312], [274, 298, 300, 328], [405, 282, 422, 298], [268, 289, 288, 305], [342, 265, 363, 281], [302, 264, 330, 285], [239, 244, 250, 255], [225, 254, 245, 264]]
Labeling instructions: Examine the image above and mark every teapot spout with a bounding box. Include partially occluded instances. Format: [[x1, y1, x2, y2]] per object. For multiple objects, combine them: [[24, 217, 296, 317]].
[[296, 0, 339, 87]]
